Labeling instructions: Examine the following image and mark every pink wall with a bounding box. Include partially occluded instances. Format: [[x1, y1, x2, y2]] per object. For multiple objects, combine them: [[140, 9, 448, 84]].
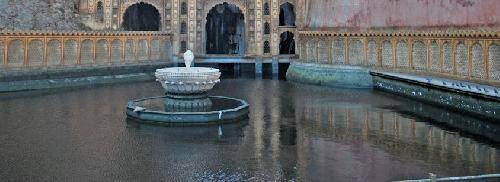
[[302, 0, 500, 31]]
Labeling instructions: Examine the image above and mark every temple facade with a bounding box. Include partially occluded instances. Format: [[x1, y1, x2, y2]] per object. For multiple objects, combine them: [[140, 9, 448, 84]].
[[77, 0, 298, 57]]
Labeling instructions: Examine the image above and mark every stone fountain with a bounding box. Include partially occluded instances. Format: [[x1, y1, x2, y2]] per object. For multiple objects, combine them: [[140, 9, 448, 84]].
[[126, 50, 249, 125]]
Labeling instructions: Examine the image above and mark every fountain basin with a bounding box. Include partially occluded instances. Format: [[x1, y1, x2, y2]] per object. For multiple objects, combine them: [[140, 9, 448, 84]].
[[155, 67, 221, 94], [126, 96, 249, 125]]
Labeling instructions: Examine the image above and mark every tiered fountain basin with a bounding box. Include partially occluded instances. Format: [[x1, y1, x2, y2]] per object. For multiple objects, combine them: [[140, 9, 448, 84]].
[[126, 62, 249, 125], [155, 67, 221, 96]]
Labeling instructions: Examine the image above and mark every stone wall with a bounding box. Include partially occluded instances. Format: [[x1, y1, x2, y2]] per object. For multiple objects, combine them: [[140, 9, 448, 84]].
[[297, 31, 500, 85], [0, 0, 86, 31], [0, 31, 172, 74], [298, 0, 500, 31]]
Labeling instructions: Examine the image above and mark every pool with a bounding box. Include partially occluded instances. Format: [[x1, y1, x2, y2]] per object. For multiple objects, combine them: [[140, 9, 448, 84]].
[[0, 79, 498, 181]]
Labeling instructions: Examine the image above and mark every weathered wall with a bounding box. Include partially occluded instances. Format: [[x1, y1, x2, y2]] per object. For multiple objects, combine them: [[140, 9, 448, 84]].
[[301, 0, 500, 30], [0, 0, 86, 31]]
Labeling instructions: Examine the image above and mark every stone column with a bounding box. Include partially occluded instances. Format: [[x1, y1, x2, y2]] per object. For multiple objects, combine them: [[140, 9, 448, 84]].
[[255, 57, 263, 78], [272, 56, 279, 79]]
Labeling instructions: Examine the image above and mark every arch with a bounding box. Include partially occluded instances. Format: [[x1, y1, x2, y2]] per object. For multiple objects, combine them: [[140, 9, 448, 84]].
[[28, 40, 44, 67], [488, 43, 500, 81], [181, 1, 188, 15], [264, 2, 270, 15], [122, 2, 160, 31], [279, 2, 296, 26], [63, 40, 76, 66], [264, 40, 271, 54], [80, 39, 94, 65], [96, 1, 104, 23], [264, 22, 271, 35], [111, 39, 123, 63], [381, 40, 393, 68], [430, 41, 440, 72], [279, 31, 295, 55], [205, 2, 245, 55], [0, 41, 4, 68], [332, 38, 345, 64], [412, 41, 427, 70], [396, 40, 409, 68], [367, 40, 378, 66], [471, 43, 485, 78], [8, 39, 25, 68], [349, 39, 364, 65], [180, 21, 187, 34], [455, 42, 468, 76], [125, 39, 135, 62], [95, 39, 109, 64], [442, 41, 453, 73]]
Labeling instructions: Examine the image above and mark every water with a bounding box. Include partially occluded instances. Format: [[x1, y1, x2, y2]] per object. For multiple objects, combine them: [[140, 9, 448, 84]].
[[0, 79, 498, 181]]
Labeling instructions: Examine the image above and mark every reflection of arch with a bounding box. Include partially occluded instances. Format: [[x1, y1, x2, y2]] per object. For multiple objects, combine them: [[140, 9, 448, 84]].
[[279, 31, 295, 55], [279, 2, 296, 26], [122, 2, 160, 31], [205, 2, 245, 55]]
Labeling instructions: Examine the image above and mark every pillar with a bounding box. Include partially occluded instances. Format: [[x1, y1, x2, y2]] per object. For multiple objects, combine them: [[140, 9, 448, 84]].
[[255, 57, 263, 78]]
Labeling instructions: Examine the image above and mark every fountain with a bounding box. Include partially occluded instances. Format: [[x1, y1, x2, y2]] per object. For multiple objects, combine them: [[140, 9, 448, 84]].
[[126, 50, 249, 125]]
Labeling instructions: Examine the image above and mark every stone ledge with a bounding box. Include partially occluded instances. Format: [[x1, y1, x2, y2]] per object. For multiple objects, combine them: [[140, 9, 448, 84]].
[[371, 71, 500, 100], [286, 62, 373, 89], [371, 72, 499, 121]]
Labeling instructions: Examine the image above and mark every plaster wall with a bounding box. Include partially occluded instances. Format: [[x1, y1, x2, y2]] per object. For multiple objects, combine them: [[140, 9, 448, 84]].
[[301, 0, 500, 30]]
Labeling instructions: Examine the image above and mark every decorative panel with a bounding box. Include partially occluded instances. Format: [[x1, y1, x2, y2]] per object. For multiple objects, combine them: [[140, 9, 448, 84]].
[[138, 39, 148, 61], [28, 40, 44, 67], [382, 41, 393, 68], [80, 39, 94, 65], [367, 40, 377, 66], [7, 39, 24, 68], [430, 41, 440, 72], [332, 38, 345, 64], [63, 40, 77, 66], [412, 41, 427, 70], [151, 39, 160, 60], [397, 41, 409, 68], [442, 42, 453, 73], [471, 43, 485, 79], [96, 39, 109, 64], [349, 39, 363, 65], [125, 39, 135, 62], [488, 43, 500, 81], [318, 40, 328, 63], [456, 42, 468, 77], [111, 39, 122, 63]]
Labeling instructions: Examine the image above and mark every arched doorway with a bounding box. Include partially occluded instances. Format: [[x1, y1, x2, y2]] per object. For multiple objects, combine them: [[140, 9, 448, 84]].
[[279, 2, 296, 26], [206, 3, 245, 55], [122, 2, 160, 31], [280, 32, 295, 54]]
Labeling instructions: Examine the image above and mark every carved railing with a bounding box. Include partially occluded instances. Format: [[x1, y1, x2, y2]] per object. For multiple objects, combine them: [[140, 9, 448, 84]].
[[0, 31, 172, 71], [298, 30, 500, 84]]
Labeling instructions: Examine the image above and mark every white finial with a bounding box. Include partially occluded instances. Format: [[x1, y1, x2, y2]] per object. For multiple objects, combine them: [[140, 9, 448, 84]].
[[183, 50, 194, 68]]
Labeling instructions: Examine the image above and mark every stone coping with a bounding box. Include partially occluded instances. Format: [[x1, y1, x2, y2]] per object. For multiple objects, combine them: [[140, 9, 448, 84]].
[[0, 31, 171, 36], [299, 30, 500, 38], [371, 71, 500, 100], [126, 96, 250, 125]]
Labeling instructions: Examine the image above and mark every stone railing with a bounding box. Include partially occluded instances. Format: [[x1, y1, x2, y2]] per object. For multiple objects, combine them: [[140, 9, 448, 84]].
[[298, 30, 500, 84], [0, 31, 172, 72]]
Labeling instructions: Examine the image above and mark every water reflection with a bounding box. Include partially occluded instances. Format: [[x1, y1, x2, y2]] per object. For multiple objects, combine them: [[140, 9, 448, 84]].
[[0, 80, 498, 181]]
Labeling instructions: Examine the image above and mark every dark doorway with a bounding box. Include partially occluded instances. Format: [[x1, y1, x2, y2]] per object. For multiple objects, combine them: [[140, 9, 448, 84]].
[[280, 31, 295, 54], [206, 3, 245, 55], [279, 3, 296, 26], [122, 2, 160, 31]]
